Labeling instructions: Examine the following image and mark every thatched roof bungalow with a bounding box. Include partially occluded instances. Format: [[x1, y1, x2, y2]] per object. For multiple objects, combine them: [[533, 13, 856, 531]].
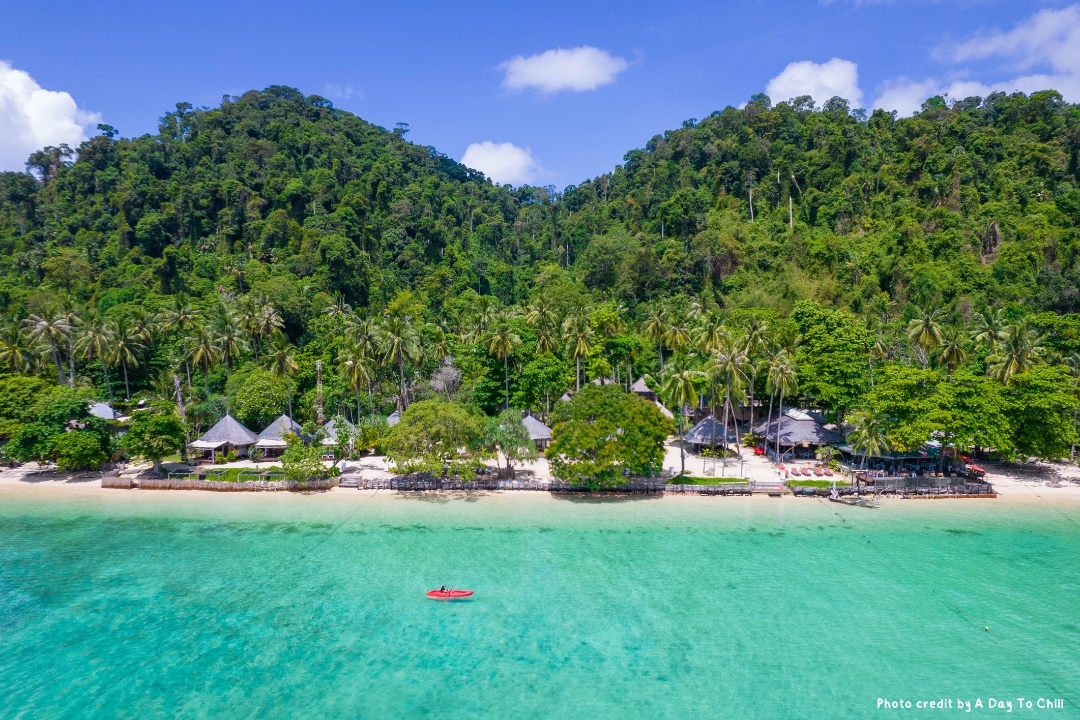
[[190, 415, 257, 460], [255, 414, 302, 456]]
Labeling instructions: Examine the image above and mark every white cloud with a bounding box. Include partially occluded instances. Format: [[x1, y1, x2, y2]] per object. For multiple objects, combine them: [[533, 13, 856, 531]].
[[460, 141, 541, 185], [875, 5, 1080, 114], [0, 61, 99, 171], [949, 5, 1080, 73], [322, 83, 362, 100], [501, 46, 628, 93], [765, 58, 864, 108]]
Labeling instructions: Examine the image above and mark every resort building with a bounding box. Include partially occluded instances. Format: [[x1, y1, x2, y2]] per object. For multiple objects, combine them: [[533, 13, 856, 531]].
[[190, 414, 257, 462], [321, 416, 356, 447], [683, 415, 740, 453], [386, 410, 401, 427], [753, 408, 845, 461], [522, 414, 552, 449], [255, 414, 302, 457], [89, 402, 116, 420]]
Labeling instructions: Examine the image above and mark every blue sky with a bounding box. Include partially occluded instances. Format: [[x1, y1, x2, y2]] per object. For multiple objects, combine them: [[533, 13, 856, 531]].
[[2, 1, 1078, 185]]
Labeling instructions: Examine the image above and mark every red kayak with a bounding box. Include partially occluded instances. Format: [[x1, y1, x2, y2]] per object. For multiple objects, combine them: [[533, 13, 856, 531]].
[[426, 588, 474, 600]]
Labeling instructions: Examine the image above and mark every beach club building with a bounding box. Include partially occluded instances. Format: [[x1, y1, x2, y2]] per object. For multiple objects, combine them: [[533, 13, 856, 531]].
[[255, 414, 303, 457], [321, 416, 357, 448], [683, 415, 740, 453], [190, 414, 258, 462], [753, 408, 845, 461]]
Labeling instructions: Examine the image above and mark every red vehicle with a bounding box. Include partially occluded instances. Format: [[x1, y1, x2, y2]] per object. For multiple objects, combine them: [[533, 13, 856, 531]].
[[426, 588, 474, 600]]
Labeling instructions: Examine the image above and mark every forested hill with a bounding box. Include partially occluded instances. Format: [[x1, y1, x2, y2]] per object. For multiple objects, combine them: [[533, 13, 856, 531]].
[[0, 85, 1079, 458]]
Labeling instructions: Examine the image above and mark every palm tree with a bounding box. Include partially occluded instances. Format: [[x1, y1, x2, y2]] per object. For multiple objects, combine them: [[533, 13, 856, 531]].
[[742, 319, 769, 431], [561, 311, 594, 390], [705, 337, 749, 476], [337, 343, 375, 420], [187, 326, 221, 394], [62, 309, 81, 388], [662, 321, 692, 362], [767, 355, 798, 463], [109, 317, 147, 400], [524, 296, 558, 354], [25, 313, 70, 385], [971, 307, 1008, 355], [488, 312, 522, 409], [933, 326, 968, 379], [662, 366, 704, 477], [375, 315, 422, 408], [158, 292, 200, 386], [988, 319, 1044, 383], [211, 304, 247, 375], [264, 330, 299, 418], [77, 317, 115, 404], [0, 321, 38, 374], [907, 307, 943, 367], [869, 331, 888, 387], [694, 311, 726, 355], [641, 305, 670, 376], [1064, 354, 1080, 459], [847, 412, 890, 492]]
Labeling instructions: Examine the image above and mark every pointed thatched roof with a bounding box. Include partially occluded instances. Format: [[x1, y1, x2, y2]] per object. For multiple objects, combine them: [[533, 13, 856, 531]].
[[192, 414, 257, 449], [522, 414, 552, 442], [386, 410, 402, 426], [684, 416, 739, 446], [754, 407, 845, 447], [321, 416, 356, 446], [89, 402, 116, 420], [631, 376, 653, 394], [256, 414, 302, 448]]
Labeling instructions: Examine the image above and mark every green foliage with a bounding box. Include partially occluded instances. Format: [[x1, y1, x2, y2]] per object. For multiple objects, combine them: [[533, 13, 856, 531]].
[[228, 368, 290, 430], [545, 384, 674, 486], [280, 435, 333, 482], [0, 375, 51, 438], [4, 396, 112, 468], [792, 302, 870, 419], [483, 409, 538, 477], [384, 398, 486, 475], [122, 404, 188, 473], [1002, 365, 1079, 459], [53, 431, 110, 471]]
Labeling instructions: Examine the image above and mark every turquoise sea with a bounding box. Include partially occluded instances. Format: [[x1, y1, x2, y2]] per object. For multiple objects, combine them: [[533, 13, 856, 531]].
[[1, 489, 1078, 718]]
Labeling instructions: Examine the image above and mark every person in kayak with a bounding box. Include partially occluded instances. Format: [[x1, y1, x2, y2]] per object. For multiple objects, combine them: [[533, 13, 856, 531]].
[[439, 585, 446, 593]]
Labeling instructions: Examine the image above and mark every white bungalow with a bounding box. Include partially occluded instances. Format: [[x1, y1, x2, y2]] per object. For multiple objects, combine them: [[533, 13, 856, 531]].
[[321, 416, 357, 447], [522, 414, 552, 449], [255, 414, 303, 457], [190, 415, 257, 462]]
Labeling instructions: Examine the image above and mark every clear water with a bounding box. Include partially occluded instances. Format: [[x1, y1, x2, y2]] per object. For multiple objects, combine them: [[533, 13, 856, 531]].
[[1, 490, 1078, 718]]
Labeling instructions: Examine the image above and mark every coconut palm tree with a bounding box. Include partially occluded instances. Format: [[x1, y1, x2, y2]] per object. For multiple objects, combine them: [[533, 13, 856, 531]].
[[561, 310, 594, 391], [704, 337, 749, 475], [108, 316, 147, 401], [662, 321, 692, 362], [77, 317, 115, 404], [264, 330, 299, 418], [62, 308, 81, 388], [25, 312, 70, 385], [0, 321, 38, 374], [742, 319, 769, 431], [662, 365, 704, 477], [988, 319, 1044, 384], [846, 411, 890, 492], [211, 304, 247, 375], [971, 307, 1008, 355], [869, 330, 888, 387], [187, 326, 221, 394], [933, 326, 968, 379], [641, 305, 670, 376], [694, 311, 727, 355], [488, 311, 522, 409], [375, 314, 422, 408], [158, 292, 200, 386], [524, 296, 558, 354], [767, 355, 798, 463], [337, 343, 375, 420], [907, 307, 944, 368]]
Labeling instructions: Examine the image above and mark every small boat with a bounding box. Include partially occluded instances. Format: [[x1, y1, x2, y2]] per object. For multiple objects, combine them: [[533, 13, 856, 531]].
[[426, 588, 474, 600]]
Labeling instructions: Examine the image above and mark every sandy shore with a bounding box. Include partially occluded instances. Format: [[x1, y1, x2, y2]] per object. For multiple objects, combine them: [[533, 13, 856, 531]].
[[4, 454, 1080, 511]]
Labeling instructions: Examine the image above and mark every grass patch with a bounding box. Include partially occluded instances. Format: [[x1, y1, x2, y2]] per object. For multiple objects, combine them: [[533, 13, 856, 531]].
[[786, 479, 843, 489], [670, 476, 750, 486], [175, 466, 284, 482]]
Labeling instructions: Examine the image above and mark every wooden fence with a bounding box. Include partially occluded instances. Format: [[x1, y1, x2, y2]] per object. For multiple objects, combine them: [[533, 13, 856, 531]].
[[102, 476, 337, 492]]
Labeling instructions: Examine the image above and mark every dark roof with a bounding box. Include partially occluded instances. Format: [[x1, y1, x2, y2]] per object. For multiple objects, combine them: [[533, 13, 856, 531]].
[[753, 408, 845, 446], [256, 414, 302, 445], [197, 414, 257, 446], [321, 416, 356, 445], [522, 414, 552, 441], [684, 416, 739, 445]]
